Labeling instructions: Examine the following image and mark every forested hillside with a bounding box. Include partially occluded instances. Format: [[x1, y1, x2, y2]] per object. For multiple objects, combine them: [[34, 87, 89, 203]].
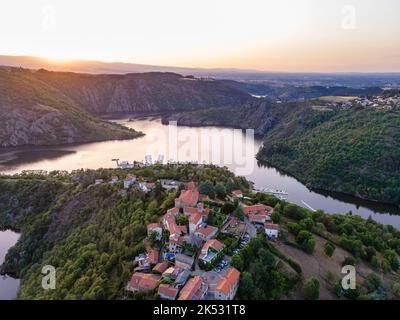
[[257, 107, 400, 205]]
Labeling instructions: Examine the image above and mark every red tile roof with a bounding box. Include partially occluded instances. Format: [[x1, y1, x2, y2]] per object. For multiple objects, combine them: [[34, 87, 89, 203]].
[[198, 194, 209, 200], [264, 223, 279, 230], [158, 284, 179, 299], [184, 207, 201, 215], [177, 190, 199, 207], [231, 190, 243, 196], [178, 276, 207, 300], [147, 223, 162, 231], [216, 267, 240, 296], [152, 261, 169, 274], [145, 249, 159, 264], [164, 213, 187, 235], [201, 239, 225, 253], [127, 273, 160, 292], [189, 213, 203, 225], [248, 213, 269, 223], [242, 204, 273, 215], [167, 207, 179, 215], [187, 181, 197, 191], [195, 225, 218, 238]]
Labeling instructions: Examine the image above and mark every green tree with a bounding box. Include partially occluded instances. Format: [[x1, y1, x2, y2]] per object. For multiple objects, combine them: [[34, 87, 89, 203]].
[[364, 273, 381, 293], [176, 214, 188, 226], [215, 183, 227, 199], [384, 249, 399, 271], [231, 254, 244, 271], [233, 206, 245, 221], [342, 256, 356, 267], [302, 277, 320, 300], [221, 202, 236, 215], [324, 242, 335, 257], [198, 180, 216, 199], [270, 210, 281, 224]]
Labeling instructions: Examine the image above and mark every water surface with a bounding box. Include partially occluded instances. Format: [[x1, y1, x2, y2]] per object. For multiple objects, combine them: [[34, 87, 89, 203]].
[[0, 230, 20, 300], [0, 118, 399, 228]]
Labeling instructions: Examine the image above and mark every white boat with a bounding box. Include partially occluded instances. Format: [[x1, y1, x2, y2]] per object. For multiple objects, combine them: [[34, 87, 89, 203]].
[[252, 187, 289, 200], [262, 188, 289, 196]]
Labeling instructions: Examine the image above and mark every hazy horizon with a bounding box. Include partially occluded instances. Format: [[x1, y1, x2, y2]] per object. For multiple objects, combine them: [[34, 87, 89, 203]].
[[1, 0, 400, 72]]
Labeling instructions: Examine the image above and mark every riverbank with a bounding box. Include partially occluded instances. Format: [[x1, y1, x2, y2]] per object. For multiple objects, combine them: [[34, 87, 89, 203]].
[[0, 118, 399, 228], [256, 158, 400, 213], [0, 230, 20, 300]]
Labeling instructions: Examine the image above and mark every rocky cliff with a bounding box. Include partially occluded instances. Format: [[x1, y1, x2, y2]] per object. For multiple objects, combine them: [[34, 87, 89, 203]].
[[161, 99, 312, 137], [32, 70, 252, 114], [0, 67, 142, 147]]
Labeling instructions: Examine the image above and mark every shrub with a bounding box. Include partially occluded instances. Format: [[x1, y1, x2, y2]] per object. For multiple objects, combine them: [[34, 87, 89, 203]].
[[302, 277, 320, 300], [324, 242, 336, 257], [342, 256, 356, 267]]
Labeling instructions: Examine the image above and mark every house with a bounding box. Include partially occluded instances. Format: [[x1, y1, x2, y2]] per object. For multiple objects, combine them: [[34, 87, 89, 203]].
[[194, 225, 218, 241], [126, 273, 160, 293], [185, 206, 209, 220], [242, 203, 273, 216], [175, 189, 199, 208], [147, 223, 163, 241], [248, 213, 269, 224], [110, 176, 119, 184], [167, 207, 180, 216], [174, 269, 191, 288], [163, 213, 187, 236], [178, 276, 208, 300], [198, 194, 210, 202], [138, 182, 149, 193], [145, 182, 156, 190], [181, 234, 203, 249], [144, 249, 159, 265], [187, 181, 197, 191], [189, 213, 204, 234], [198, 239, 225, 266], [158, 284, 179, 300], [134, 252, 152, 271], [214, 267, 240, 300], [95, 179, 104, 185], [162, 267, 177, 280], [175, 253, 194, 270], [168, 233, 184, 253], [152, 261, 169, 274], [264, 223, 279, 239], [123, 174, 136, 189], [230, 190, 243, 199], [184, 207, 201, 216]]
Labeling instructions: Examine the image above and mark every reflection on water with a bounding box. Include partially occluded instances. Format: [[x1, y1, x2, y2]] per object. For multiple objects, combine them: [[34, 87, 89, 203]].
[[0, 230, 20, 300], [0, 117, 399, 228], [0, 149, 76, 171]]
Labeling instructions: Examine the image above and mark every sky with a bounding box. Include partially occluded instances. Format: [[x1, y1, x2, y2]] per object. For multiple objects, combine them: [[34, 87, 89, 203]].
[[0, 0, 399, 72]]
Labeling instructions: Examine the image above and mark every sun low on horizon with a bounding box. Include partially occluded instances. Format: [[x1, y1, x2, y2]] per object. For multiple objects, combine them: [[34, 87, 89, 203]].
[[1, 0, 400, 72]]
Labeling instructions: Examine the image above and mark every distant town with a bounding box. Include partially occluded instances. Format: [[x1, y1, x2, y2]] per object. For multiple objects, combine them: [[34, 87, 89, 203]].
[[318, 95, 400, 111]]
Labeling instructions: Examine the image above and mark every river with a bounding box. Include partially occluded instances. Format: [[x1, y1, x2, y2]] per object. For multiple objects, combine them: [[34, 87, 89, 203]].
[[0, 117, 399, 229], [0, 230, 20, 300]]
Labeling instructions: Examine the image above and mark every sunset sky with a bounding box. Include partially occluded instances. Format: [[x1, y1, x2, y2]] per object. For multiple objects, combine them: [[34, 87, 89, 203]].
[[0, 0, 399, 72]]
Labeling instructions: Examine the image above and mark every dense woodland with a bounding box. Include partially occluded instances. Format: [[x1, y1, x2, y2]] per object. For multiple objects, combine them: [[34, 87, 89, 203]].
[[257, 107, 400, 205], [1, 165, 399, 300], [0, 165, 248, 299]]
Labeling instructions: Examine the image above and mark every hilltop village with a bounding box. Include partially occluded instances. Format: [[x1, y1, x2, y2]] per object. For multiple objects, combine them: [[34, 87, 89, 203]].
[[117, 176, 278, 300]]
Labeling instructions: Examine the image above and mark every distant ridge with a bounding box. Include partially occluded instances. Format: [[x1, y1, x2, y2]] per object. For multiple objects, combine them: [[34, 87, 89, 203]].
[[1, 55, 400, 83]]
